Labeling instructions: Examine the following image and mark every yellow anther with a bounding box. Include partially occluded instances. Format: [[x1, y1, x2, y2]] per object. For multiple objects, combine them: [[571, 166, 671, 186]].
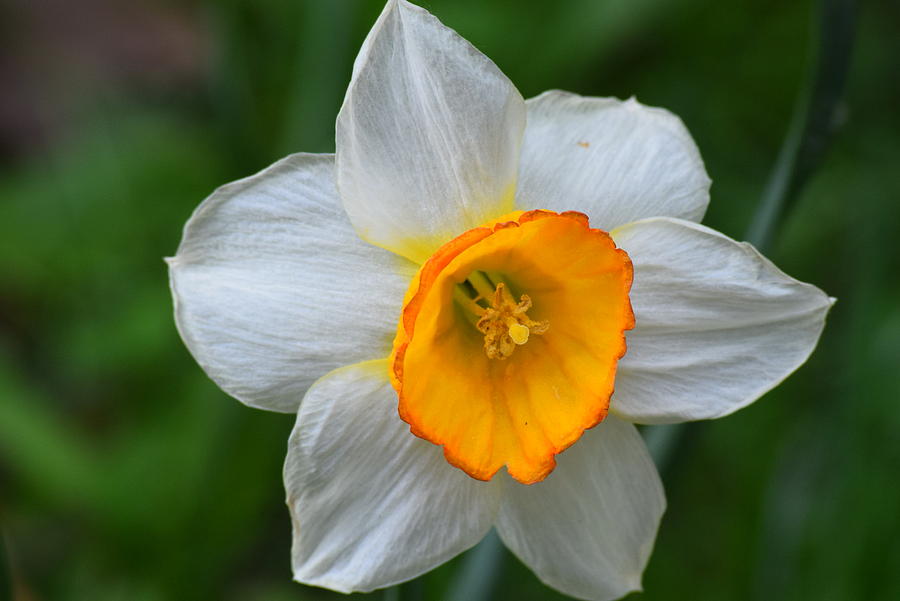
[[508, 323, 530, 345]]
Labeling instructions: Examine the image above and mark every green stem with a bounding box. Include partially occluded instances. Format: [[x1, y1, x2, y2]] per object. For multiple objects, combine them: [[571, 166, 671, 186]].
[[746, 0, 856, 252], [446, 530, 505, 601], [647, 0, 856, 469]]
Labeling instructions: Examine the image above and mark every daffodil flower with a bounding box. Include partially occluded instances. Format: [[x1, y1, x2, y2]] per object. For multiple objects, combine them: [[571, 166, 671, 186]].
[[167, 1, 832, 599]]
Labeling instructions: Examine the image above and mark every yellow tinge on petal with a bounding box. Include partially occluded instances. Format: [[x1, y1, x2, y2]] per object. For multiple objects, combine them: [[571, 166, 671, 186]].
[[391, 210, 634, 484]]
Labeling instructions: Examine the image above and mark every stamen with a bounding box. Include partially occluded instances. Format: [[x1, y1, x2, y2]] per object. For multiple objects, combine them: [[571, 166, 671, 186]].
[[469, 281, 549, 360], [508, 323, 530, 345]]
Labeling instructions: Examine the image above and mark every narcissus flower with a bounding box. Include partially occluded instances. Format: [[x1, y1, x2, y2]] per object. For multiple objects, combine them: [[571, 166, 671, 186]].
[[167, 1, 832, 599]]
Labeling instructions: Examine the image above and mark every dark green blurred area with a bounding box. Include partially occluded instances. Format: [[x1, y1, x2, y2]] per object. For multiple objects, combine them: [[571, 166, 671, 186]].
[[1, 0, 898, 599]]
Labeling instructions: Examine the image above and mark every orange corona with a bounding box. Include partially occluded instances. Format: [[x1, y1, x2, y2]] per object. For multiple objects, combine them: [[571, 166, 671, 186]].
[[390, 210, 635, 484]]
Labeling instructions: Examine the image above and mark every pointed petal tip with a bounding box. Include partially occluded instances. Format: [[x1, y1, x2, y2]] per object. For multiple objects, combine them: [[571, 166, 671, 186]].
[[286, 362, 500, 594], [290, 570, 357, 595], [611, 217, 833, 424], [496, 417, 663, 601], [337, 0, 525, 260], [168, 153, 408, 414]]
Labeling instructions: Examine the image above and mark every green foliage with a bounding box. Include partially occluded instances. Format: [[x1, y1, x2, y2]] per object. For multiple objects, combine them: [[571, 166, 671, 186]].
[[1, 0, 897, 599]]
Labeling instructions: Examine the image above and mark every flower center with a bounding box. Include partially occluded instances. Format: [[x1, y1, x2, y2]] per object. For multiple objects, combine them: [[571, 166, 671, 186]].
[[455, 273, 549, 359]]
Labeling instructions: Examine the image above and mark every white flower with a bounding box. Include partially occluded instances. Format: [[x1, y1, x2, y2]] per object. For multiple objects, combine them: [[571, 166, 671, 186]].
[[167, 1, 833, 599]]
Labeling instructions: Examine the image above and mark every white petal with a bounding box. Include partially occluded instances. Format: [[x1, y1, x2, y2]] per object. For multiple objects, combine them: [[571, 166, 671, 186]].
[[516, 91, 710, 230], [286, 359, 501, 592], [336, 0, 526, 263], [495, 416, 665, 601], [611, 217, 834, 424], [168, 154, 415, 413]]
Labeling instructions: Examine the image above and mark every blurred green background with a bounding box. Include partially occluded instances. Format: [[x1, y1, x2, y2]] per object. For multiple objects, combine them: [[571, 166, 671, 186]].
[[1, 0, 898, 599]]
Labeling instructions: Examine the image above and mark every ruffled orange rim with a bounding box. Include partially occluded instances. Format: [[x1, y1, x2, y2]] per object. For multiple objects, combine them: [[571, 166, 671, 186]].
[[390, 210, 634, 484]]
